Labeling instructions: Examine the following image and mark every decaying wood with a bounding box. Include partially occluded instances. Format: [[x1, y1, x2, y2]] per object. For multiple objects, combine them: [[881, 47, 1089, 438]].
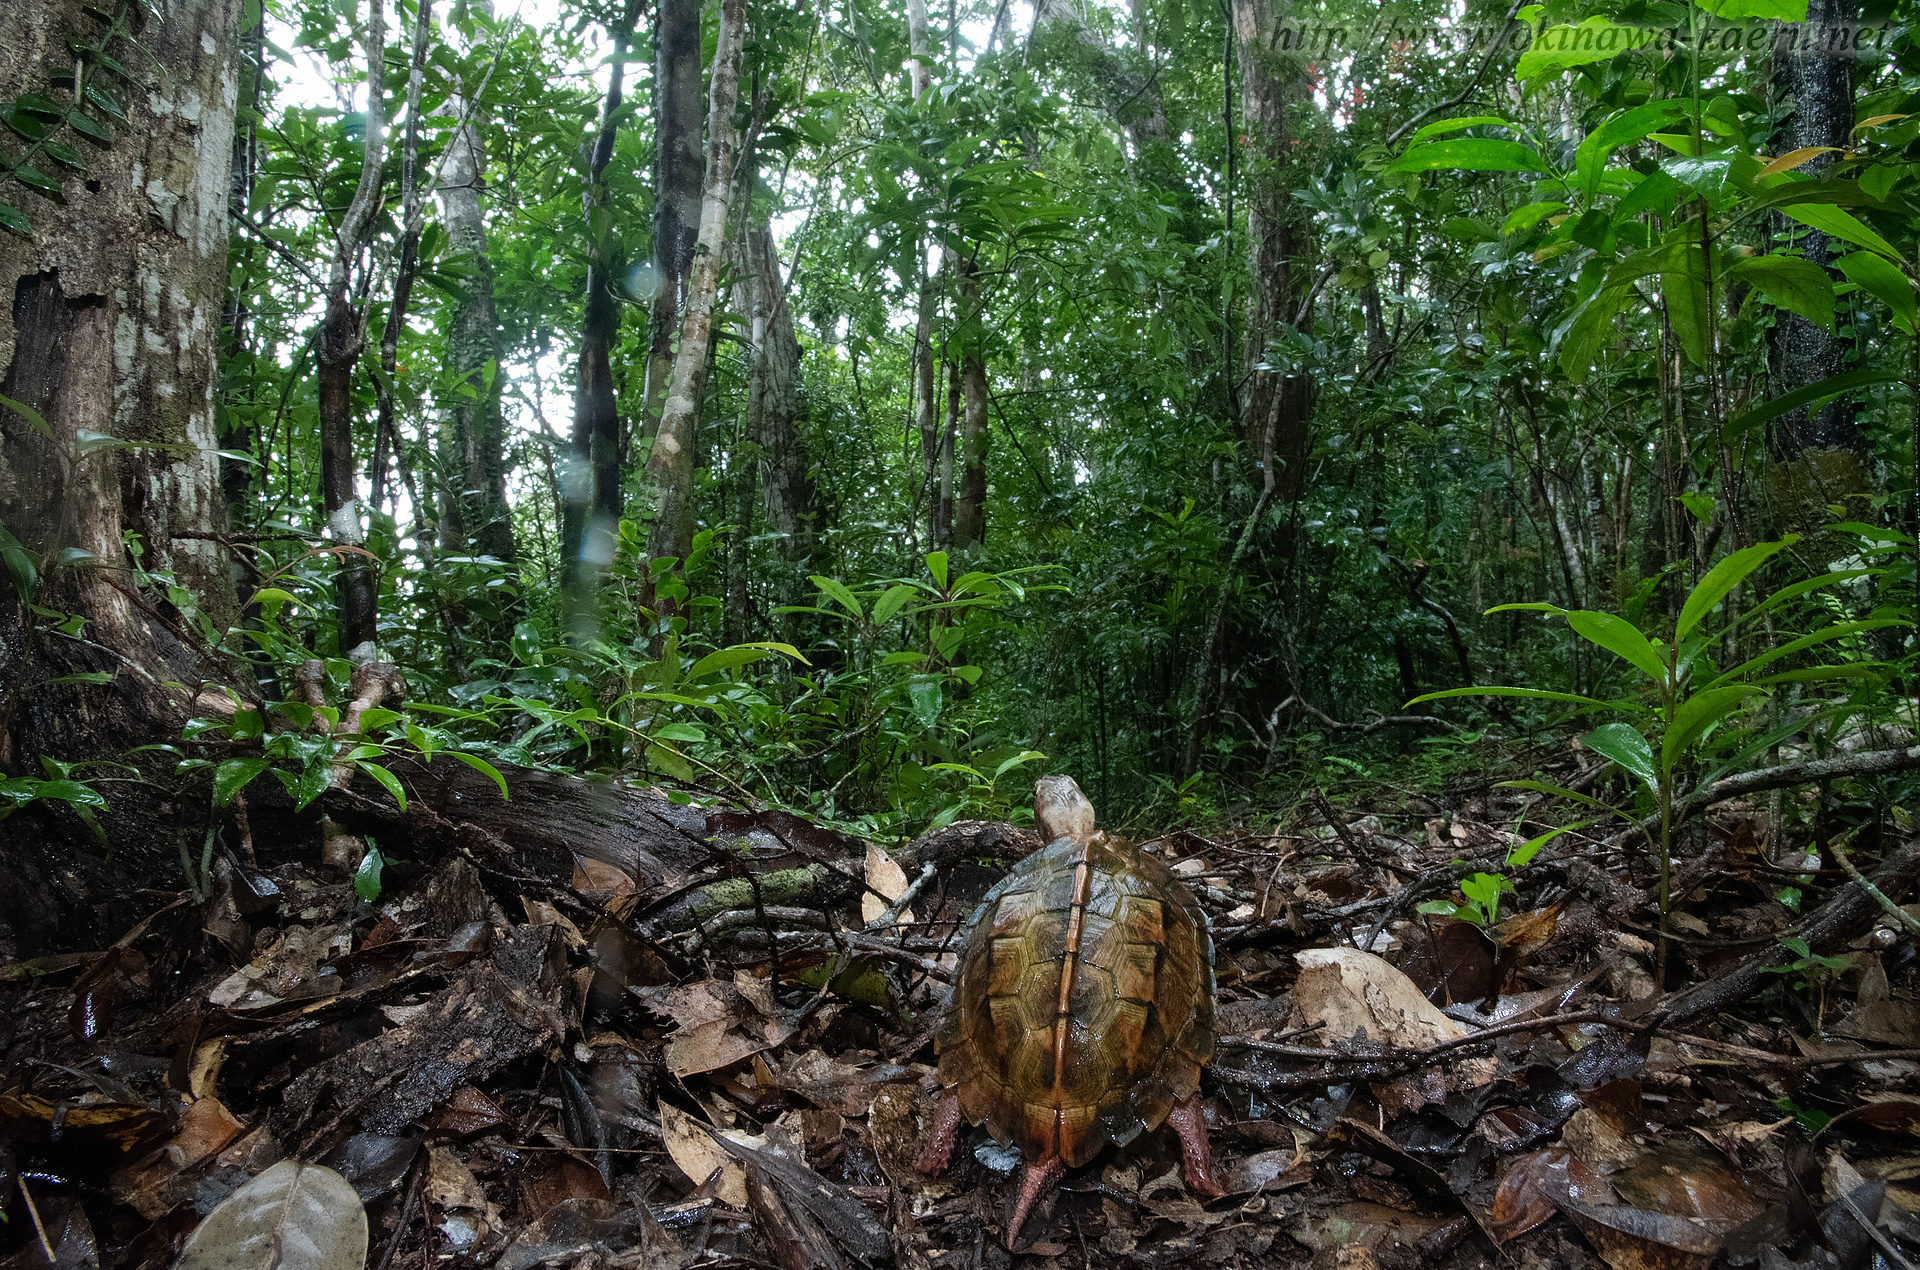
[[1660, 834, 1920, 1029]]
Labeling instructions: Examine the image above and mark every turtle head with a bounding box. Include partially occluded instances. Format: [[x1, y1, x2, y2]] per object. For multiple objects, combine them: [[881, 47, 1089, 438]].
[[1034, 775, 1096, 843]]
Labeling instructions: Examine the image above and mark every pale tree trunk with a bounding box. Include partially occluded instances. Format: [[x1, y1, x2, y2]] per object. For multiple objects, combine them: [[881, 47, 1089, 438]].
[[317, 0, 388, 664], [644, 0, 706, 441], [644, 0, 747, 586], [939, 359, 959, 547], [953, 262, 988, 553], [437, 57, 516, 566], [0, 0, 240, 949], [741, 223, 815, 569], [1030, 0, 1179, 174]]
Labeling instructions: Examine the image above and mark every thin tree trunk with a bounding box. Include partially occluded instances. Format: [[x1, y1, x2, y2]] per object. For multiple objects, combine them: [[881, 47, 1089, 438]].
[[561, 0, 641, 605], [644, 0, 748, 588], [644, 0, 707, 441], [742, 223, 815, 568], [372, 0, 431, 532], [437, 35, 515, 566], [317, 0, 389, 664], [954, 259, 988, 553]]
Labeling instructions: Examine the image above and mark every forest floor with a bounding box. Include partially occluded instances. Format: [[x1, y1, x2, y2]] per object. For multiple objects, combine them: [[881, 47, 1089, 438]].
[[3, 754, 1919, 1270]]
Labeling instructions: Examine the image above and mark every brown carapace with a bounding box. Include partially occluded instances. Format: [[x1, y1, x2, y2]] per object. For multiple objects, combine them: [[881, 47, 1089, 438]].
[[914, 776, 1222, 1240]]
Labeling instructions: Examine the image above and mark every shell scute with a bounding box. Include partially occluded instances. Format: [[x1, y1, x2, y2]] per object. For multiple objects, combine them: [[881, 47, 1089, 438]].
[[933, 833, 1216, 1171]]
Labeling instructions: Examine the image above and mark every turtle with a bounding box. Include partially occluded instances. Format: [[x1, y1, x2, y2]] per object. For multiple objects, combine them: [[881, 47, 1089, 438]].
[[913, 775, 1221, 1240]]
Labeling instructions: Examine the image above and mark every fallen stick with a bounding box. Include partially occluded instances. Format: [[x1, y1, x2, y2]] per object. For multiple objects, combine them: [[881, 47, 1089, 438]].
[[1659, 835, 1920, 1030]]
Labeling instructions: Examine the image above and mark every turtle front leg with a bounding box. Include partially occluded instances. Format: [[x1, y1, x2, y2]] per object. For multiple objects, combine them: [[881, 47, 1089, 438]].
[[913, 1088, 964, 1175], [1005, 1155, 1065, 1244], [1166, 1096, 1224, 1200]]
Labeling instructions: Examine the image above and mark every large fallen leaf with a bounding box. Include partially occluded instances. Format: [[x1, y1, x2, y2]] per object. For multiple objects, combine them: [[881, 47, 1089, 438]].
[[1561, 1199, 1722, 1270], [659, 1103, 766, 1208], [172, 1161, 366, 1270], [632, 977, 797, 1078], [1291, 947, 1495, 1113], [862, 842, 913, 926]]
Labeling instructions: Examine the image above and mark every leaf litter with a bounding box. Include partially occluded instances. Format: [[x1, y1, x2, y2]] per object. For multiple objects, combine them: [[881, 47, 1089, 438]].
[[1, 777, 1918, 1270]]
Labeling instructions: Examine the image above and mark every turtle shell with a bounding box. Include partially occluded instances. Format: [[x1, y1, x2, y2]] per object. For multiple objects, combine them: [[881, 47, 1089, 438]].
[[933, 833, 1216, 1170]]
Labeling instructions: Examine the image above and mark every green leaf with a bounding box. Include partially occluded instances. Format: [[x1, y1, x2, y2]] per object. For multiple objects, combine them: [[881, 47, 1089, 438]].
[[1517, 18, 1658, 81], [924, 551, 949, 588], [1555, 286, 1630, 383], [1835, 251, 1916, 333], [992, 750, 1046, 780], [1584, 722, 1657, 789], [1729, 254, 1835, 330], [291, 756, 331, 811], [1565, 610, 1669, 683], [1677, 537, 1798, 643], [687, 646, 773, 678], [1726, 369, 1904, 437], [645, 742, 693, 781], [355, 759, 407, 812], [13, 165, 61, 197], [44, 671, 114, 686], [1408, 686, 1620, 709], [15, 93, 64, 119], [67, 112, 110, 144], [1707, 619, 1903, 688], [353, 845, 385, 902], [23, 779, 106, 810], [1416, 899, 1470, 920], [1662, 685, 1762, 771], [0, 391, 51, 438], [1498, 779, 1642, 825], [809, 574, 864, 620], [84, 84, 125, 122], [1660, 238, 1711, 367], [213, 757, 270, 806], [443, 750, 510, 800], [1507, 821, 1592, 869], [1577, 101, 1687, 199], [1388, 138, 1548, 174], [0, 202, 27, 234], [1693, 0, 1805, 19], [357, 707, 401, 731], [652, 722, 706, 742], [1405, 116, 1515, 146], [870, 583, 918, 627], [1778, 203, 1900, 260], [1503, 201, 1567, 235], [42, 141, 85, 171]]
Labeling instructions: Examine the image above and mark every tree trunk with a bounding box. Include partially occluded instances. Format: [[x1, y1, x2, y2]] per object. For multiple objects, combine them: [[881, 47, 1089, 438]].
[[954, 261, 988, 553], [1767, 0, 1859, 461], [0, 0, 240, 952], [1234, 0, 1310, 509], [644, 0, 747, 584], [644, 0, 706, 440], [438, 67, 516, 565], [742, 223, 815, 569], [1180, 0, 1307, 773], [317, 0, 388, 664], [561, 1, 640, 605]]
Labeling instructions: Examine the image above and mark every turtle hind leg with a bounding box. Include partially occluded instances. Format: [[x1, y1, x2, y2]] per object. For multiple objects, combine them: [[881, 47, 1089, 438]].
[[1166, 1096, 1224, 1200], [1005, 1155, 1065, 1246], [913, 1089, 964, 1175]]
